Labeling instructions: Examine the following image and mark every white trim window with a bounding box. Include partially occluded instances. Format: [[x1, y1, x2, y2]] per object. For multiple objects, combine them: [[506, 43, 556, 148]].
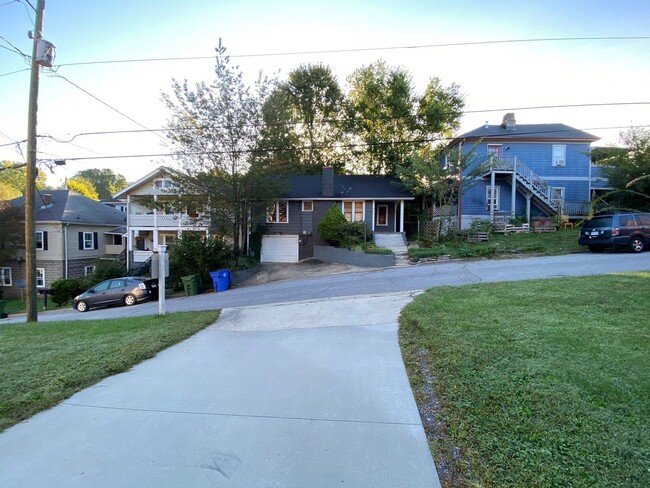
[[35, 231, 45, 250], [83, 232, 94, 250], [153, 178, 174, 190], [84, 265, 95, 276], [486, 186, 500, 211], [267, 201, 288, 223], [343, 201, 364, 223], [1, 267, 11, 286], [376, 205, 388, 226], [36, 268, 45, 288], [552, 145, 566, 167], [302, 201, 313, 212]]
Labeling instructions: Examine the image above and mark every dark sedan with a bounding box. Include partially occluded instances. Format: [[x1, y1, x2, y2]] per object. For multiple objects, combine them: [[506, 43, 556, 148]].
[[73, 277, 157, 312]]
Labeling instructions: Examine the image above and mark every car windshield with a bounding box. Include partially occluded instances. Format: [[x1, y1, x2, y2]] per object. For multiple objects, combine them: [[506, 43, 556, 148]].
[[585, 217, 612, 228]]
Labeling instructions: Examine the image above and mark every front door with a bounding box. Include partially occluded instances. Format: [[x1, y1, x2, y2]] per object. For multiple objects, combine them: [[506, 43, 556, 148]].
[[487, 144, 503, 158]]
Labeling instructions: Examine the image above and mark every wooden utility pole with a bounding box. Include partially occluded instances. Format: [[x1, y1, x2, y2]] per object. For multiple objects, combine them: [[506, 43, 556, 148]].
[[25, 0, 46, 322]]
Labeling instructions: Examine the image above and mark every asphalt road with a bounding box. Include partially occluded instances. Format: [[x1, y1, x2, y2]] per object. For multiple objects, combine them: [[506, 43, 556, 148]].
[[4, 251, 650, 324]]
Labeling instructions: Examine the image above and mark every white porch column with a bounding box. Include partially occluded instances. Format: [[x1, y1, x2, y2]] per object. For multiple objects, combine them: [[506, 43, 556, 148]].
[[490, 171, 496, 222], [526, 194, 532, 223], [511, 174, 517, 219], [399, 200, 405, 233], [372, 200, 375, 232]]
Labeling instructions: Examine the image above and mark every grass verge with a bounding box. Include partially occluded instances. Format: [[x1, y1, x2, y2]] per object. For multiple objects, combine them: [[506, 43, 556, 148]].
[[399, 273, 650, 487], [0, 310, 219, 432]]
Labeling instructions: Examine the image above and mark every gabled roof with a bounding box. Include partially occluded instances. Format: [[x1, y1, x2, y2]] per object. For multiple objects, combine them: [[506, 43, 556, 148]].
[[455, 123, 599, 143], [113, 166, 170, 198], [10, 190, 127, 226], [283, 175, 414, 200]]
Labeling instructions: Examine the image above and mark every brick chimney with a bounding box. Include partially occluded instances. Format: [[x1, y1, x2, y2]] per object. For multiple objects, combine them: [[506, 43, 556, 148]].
[[501, 113, 516, 130], [322, 166, 334, 197]]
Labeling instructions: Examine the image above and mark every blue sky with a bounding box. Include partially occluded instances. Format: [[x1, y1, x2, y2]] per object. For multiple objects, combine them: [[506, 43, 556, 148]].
[[1, 0, 649, 185]]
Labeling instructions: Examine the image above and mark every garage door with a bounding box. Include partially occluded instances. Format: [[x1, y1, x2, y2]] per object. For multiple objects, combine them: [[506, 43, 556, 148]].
[[261, 235, 299, 263]]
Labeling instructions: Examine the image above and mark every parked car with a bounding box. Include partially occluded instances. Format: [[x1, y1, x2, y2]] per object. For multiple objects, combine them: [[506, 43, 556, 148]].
[[73, 277, 158, 312], [578, 212, 650, 253]]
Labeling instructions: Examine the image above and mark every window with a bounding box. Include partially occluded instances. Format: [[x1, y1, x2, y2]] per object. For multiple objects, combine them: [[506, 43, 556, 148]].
[[35, 231, 48, 250], [486, 186, 500, 211], [552, 145, 566, 167], [84, 265, 95, 276], [1, 267, 11, 286], [302, 201, 313, 212], [551, 187, 565, 205], [153, 178, 174, 190], [93, 281, 110, 292], [343, 201, 364, 222], [267, 201, 288, 223], [36, 268, 45, 288], [376, 205, 388, 226], [487, 144, 503, 158], [83, 232, 94, 250], [109, 279, 127, 289]]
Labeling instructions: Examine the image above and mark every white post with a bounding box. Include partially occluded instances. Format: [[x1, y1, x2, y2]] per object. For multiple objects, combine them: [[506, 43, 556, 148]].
[[399, 200, 405, 233], [157, 244, 166, 316]]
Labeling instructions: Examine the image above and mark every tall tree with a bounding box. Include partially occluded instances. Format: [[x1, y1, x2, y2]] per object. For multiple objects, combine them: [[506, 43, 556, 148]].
[[258, 63, 345, 175], [162, 40, 286, 255], [66, 176, 99, 200], [1, 161, 47, 199], [72, 168, 128, 199], [0, 201, 24, 263], [597, 127, 650, 210]]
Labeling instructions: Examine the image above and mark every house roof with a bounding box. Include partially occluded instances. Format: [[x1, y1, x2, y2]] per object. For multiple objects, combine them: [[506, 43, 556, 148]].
[[455, 123, 600, 143], [283, 175, 414, 200], [113, 166, 170, 198], [11, 190, 127, 226]]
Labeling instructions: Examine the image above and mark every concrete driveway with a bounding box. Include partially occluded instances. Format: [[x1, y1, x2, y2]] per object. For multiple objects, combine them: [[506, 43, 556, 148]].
[[0, 292, 440, 487]]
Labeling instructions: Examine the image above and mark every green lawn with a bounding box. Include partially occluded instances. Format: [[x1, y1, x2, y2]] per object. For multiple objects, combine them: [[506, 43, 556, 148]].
[[410, 228, 584, 261], [399, 273, 650, 487], [0, 311, 219, 432], [2, 295, 70, 315]]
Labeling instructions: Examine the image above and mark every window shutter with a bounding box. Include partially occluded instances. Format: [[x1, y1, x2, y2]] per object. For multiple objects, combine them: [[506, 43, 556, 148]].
[[78, 232, 83, 250], [43, 231, 48, 250], [93, 232, 99, 250]]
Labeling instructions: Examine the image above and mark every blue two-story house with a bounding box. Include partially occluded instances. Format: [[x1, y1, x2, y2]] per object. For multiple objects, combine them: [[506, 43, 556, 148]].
[[448, 113, 600, 227]]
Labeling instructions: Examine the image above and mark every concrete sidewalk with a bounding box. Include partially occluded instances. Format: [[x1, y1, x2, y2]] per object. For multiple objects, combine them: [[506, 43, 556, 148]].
[[0, 292, 440, 487]]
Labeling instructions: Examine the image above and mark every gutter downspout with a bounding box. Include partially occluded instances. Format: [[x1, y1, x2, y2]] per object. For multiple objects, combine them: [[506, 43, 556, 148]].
[[63, 223, 69, 279]]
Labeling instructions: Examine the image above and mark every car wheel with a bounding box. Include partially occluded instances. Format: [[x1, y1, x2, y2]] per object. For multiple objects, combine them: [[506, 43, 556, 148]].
[[588, 245, 605, 253], [76, 300, 88, 312], [124, 294, 137, 306], [628, 236, 645, 253]]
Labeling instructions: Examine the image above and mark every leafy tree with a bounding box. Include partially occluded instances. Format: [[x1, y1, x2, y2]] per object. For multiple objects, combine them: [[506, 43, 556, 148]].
[[66, 176, 99, 200], [167, 233, 232, 290], [346, 61, 464, 176], [317, 204, 348, 246], [72, 168, 128, 199], [596, 127, 650, 210], [0, 201, 24, 263], [1, 161, 47, 199], [162, 40, 287, 256]]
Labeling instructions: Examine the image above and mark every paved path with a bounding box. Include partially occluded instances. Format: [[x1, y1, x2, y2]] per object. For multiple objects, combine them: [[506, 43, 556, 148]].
[[0, 293, 440, 487]]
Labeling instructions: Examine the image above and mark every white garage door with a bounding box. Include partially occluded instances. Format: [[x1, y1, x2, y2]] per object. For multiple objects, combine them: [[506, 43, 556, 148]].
[[261, 235, 299, 263]]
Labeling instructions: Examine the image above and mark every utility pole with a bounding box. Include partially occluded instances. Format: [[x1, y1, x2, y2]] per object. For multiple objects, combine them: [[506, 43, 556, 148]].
[[25, 0, 46, 322]]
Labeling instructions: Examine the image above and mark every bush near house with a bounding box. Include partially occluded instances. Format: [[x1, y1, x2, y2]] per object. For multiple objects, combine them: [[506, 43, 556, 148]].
[[318, 205, 374, 249], [167, 234, 234, 291]]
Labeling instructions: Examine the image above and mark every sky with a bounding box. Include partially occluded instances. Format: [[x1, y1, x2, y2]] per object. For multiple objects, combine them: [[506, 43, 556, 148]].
[[1, 0, 649, 188]]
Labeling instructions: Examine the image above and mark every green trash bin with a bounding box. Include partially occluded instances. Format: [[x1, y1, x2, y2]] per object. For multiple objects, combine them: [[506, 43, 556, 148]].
[[181, 274, 201, 296], [0, 299, 6, 319]]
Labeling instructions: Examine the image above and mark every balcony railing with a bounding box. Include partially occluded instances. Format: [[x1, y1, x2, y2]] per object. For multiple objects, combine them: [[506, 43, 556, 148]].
[[129, 213, 209, 228]]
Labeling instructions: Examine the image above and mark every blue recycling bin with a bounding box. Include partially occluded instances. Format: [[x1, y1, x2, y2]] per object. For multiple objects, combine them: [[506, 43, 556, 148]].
[[210, 269, 231, 292]]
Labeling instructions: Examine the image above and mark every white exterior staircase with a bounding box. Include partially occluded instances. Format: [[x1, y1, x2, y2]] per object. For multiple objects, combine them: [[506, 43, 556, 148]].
[[373, 232, 410, 266]]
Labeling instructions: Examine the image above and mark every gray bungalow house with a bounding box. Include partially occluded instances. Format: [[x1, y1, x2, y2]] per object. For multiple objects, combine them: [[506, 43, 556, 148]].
[[1, 190, 127, 297], [261, 167, 414, 262]]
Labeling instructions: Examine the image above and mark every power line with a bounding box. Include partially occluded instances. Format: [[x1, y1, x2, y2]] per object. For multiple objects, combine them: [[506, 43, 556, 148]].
[[54, 36, 650, 68], [37, 100, 650, 143], [0, 67, 30, 78], [58, 124, 650, 163], [50, 73, 169, 145], [0, 34, 30, 60]]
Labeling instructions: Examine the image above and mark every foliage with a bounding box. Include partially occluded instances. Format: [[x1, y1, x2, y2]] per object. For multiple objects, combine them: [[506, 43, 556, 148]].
[[596, 127, 650, 211], [72, 168, 128, 199], [258, 63, 345, 174], [167, 233, 232, 290], [163, 40, 287, 255], [0, 311, 218, 432], [50, 278, 87, 306], [358, 242, 393, 255], [66, 176, 99, 200], [399, 274, 650, 486], [317, 204, 348, 245], [92, 259, 126, 283], [1, 160, 47, 199], [345, 62, 464, 176], [0, 201, 24, 263]]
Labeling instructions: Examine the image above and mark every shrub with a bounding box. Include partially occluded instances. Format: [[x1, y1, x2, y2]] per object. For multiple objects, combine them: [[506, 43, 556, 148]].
[[168, 234, 233, 290], [91, 259, 126, 284], [51, 278, 86, 306], [318, 205, 348, 246]]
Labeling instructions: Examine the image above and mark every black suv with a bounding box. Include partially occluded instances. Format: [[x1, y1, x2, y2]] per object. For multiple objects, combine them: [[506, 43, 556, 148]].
[[579, 212, 650, 253]]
